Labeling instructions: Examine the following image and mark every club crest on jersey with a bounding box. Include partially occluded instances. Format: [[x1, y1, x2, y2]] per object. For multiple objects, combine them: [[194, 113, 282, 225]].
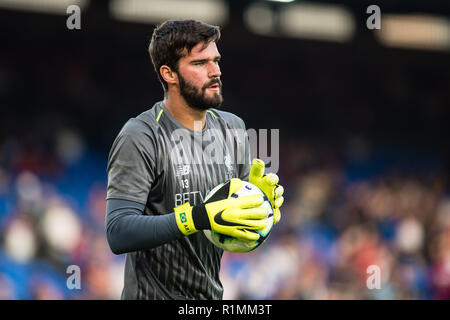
[[224, 154, 235, 179]]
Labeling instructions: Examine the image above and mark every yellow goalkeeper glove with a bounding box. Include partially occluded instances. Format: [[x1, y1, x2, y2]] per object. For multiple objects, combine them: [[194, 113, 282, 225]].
[[174, 178, 269, 241], [249, 158, 284, 224]]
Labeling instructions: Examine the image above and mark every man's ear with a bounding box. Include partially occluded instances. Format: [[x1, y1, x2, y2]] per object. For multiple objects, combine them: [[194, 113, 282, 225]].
[[160, 65, 178, 86]]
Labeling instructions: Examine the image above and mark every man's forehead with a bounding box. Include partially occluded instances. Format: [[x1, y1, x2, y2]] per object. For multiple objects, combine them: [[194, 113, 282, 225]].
[[184, 41, 220, 59]]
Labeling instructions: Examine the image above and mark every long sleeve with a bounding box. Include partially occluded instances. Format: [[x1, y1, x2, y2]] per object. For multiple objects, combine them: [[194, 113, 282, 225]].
[[105, 198, 184, 254]]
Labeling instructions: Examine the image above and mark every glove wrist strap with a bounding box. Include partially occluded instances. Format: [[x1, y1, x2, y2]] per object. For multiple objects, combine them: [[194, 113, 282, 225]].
[[192, 205, 211, 230], [174, 203, 198, 235]]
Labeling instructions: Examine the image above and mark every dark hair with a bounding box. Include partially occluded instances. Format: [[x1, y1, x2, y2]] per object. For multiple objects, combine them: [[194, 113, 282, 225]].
[[149, 20, 221, 93]]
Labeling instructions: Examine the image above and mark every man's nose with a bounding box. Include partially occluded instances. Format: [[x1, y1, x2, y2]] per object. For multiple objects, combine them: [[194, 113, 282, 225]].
[[208, 62, 221, 78]]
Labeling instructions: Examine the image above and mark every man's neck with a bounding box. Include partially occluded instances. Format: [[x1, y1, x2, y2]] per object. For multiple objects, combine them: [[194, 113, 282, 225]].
[[163, 92, 206, 131]]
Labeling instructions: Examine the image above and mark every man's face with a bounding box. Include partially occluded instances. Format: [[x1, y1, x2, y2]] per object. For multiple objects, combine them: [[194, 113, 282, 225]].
[[176, 41, 223, 110]]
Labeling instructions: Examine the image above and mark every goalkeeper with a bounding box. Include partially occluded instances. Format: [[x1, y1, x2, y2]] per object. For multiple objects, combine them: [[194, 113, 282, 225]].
[[105, 19, 284, 300]]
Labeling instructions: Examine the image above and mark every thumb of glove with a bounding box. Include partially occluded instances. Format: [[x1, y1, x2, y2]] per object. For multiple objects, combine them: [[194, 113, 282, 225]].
[[249, 158, 265, 180]]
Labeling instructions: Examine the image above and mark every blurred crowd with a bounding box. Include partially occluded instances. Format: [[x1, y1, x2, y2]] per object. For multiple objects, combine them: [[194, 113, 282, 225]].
[[0, 130, 448, 299], [0, 131, 124, 299], [221, 140, 449, 300]]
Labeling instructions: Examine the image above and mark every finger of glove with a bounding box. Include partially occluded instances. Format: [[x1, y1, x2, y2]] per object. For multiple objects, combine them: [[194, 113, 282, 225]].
[[230, 207, 270, 222], [232, 229, 260, 242], [228, 178, 243, 196], [274, 196, 284, 209], [230, 219, 267, 232], [275, 185, 284, 198], [273, 208, 281, 225], [233, 194, 264, 209], [249, 158, 265, 181], [264, 173, 279, 186]]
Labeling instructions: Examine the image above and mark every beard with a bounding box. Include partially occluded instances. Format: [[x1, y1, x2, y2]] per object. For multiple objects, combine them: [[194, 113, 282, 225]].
[[178, 74, 223, 111]]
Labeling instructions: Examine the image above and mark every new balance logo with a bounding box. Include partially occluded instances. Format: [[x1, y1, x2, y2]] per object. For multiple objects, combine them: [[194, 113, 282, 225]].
[[176, 165, 190, 177]]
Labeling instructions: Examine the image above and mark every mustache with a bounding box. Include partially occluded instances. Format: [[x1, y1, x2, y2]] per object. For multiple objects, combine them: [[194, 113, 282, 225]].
[[202, 78, 222, 90]]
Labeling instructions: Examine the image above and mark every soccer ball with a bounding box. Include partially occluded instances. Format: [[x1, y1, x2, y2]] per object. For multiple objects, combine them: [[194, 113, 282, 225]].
[[203, 180, 274, 253]]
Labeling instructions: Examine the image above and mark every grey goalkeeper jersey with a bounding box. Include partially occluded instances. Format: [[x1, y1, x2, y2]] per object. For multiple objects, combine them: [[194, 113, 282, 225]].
[[106, 101, 251, 300]]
